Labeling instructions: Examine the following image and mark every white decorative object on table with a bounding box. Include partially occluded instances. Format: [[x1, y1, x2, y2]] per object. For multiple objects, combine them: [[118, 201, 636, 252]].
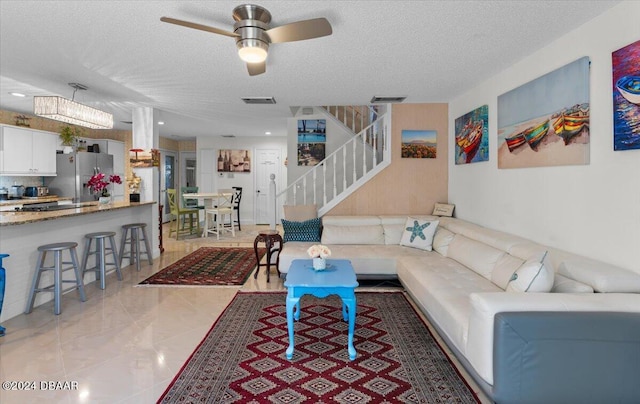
[[307, 244, 331, 271]]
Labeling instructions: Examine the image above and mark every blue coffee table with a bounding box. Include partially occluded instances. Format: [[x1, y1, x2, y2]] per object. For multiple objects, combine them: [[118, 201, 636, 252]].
[[284, 259, 359, 360]]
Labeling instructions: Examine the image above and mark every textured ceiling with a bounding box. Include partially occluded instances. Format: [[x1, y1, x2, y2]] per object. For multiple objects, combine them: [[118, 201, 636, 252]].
[[0, 1, 619, 139]]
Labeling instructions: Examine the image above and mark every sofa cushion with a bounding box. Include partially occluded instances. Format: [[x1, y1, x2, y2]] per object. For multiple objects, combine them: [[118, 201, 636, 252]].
[[283, 204, 317, 221], [492, 254, 525, 290], [321, 224, 385, 245], [282, 218, 322, 243], [432, 227, 455, 257], [551, 274, 594, 293], [432, 202, 455, 217], [447, 234, 505, 280], [506, 251, 554, 293], [322, 216, 381, 226], [399, 218, 439, 251], [557, 260, 640, 293]]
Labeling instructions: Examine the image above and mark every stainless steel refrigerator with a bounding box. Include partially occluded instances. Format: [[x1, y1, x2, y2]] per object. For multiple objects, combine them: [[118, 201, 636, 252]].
[[47, 153, 114, 202]]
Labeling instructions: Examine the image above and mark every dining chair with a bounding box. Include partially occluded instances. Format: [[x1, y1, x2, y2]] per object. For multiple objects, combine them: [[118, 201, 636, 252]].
[[181, 186, 204, 210], [203, 191, 235, 240], [167, 189, 200, 240], [231, 187, 242, 231]]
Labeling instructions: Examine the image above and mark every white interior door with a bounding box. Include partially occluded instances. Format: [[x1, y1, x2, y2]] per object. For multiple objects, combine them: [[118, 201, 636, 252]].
[[255, 149, 280, 224]]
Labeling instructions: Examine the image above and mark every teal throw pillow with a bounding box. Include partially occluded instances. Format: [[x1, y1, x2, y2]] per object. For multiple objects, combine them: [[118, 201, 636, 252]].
[[282, 218, 322, 242]]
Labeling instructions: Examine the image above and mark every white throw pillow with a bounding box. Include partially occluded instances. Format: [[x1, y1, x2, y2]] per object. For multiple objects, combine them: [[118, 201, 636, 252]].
[[506, 251, 554, 292], [399, 218, 439, 251]]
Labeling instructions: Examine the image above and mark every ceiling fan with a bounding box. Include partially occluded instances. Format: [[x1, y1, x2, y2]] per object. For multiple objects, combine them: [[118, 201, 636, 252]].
[[161, 4, 332, 76]]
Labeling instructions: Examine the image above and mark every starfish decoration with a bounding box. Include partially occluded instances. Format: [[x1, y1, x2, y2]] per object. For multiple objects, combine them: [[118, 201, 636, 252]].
[[406, 220, 431, 243]]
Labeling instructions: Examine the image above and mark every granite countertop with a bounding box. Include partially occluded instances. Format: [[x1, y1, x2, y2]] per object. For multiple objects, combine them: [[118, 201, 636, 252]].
[[0, 201, 156, 226]]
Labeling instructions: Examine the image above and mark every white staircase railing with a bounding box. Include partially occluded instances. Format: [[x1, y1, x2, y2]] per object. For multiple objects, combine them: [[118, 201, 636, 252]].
[[275, 104, 391, 218]]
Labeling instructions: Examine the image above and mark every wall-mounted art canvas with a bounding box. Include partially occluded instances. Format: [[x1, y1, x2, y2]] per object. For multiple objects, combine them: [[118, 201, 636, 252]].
[[497, 56, 590, 169], [217, 149, 251, 172], [454, 105, 489, 164], [401, 130, 437, 158], [297, 119, 326, 143], [130, 149, 159, 168], [612, 39, 640, 151], [297, 143, 325, 166]]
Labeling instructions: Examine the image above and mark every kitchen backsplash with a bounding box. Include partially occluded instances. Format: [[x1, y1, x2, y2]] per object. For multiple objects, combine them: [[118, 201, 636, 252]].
[[0, 176, 47, 189]]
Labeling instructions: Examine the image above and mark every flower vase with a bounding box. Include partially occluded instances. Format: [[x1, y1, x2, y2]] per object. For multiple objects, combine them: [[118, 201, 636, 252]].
[[98, 196, 111, 205], [312, 257, 326, 271]]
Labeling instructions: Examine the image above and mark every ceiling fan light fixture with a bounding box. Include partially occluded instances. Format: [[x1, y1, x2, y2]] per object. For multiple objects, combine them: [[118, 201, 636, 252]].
[[237, 39, 268, 63]]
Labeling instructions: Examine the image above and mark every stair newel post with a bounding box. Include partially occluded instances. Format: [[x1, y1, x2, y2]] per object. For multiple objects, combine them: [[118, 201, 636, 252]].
[[333, 154, 337, 200], [269, 174, 276, 230]]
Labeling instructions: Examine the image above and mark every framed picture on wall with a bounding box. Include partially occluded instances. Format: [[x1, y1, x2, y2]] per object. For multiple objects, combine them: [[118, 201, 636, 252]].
[[297, 143, 325, 166], [454, 105, 488, 164], [297, 119, 326, 143], [401, 130, 437, 158], [217, 149, 251, 172], [497, 56, 590, 169], [612, 39, 640, 151]]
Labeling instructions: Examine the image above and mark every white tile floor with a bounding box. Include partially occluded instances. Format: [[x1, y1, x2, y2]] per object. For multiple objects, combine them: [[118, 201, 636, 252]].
[[0, 224, 490, 403]]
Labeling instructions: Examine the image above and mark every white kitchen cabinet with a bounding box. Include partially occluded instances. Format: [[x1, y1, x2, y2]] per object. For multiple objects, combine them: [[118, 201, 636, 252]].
[[1, 125, 58, 176]]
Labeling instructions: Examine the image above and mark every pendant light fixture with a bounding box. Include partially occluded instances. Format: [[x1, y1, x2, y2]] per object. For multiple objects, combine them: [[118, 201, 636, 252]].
[[33, 83, 113, 129]]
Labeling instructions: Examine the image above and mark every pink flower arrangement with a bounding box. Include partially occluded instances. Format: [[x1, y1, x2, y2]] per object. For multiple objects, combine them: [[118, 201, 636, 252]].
[[87, 173, 122, 197], [307, 244, 331, 259]]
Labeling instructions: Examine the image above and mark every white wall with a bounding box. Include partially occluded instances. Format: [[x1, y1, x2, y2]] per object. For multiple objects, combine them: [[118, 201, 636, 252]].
[[449, 1, 640, 272], [197, 135, 287, 225]]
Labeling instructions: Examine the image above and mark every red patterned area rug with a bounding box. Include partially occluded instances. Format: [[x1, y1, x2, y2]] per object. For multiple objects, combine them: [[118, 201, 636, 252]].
[[139, 247, 266, 287], [158, 292, 479, 403]]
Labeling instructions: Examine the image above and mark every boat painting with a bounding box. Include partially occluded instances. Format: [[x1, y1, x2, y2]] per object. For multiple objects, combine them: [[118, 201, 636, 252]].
[[612, 39, 640, 151], [505, 132, 526, 152], [498, 57, 590, 168], [524, 119, 550, 150], [616, 76, 640, 105], [454, 105, 489, 165], [552, 103, 590, 145]]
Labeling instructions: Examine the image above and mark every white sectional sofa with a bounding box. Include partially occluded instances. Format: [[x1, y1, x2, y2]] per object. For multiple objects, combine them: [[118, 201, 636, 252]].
[[279, 215, 640, 403]]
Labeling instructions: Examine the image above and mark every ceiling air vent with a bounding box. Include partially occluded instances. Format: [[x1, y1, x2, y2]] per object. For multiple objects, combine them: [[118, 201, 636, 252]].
[[241, 97, 276, 105], [221, 135, 236, 138], [370, 96, 407, 104]]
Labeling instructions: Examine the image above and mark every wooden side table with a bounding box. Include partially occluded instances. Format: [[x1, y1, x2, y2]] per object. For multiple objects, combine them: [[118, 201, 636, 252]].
[[253, 230, 283, 283]]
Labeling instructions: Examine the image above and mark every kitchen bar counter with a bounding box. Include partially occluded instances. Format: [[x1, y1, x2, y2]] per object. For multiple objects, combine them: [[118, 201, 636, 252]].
[[0, 201, 155, 226], [0, 200, 157, 322]]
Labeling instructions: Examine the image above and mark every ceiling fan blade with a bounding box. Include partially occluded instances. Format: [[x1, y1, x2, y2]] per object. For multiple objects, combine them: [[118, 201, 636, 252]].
[[247, 62, 266, 76], [160, 17, 239, 38], [265, 18, 332, 43]]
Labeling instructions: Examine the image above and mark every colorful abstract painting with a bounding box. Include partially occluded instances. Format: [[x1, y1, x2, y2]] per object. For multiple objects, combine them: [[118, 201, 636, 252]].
[[612, 39, 640, 151], [454, 105, 489, 164], [497, 57, 590, 169], [401, 130, 437, 158]]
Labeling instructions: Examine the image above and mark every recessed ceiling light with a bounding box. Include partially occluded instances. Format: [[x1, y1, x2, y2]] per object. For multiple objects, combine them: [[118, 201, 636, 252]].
[[265, 131, 271, 135], [158, 121, 165, 125], [9, 92, 26, 97]]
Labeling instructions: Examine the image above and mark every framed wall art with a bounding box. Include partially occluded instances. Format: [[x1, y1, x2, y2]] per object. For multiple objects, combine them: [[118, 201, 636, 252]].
[[401, 130, 437, 158], [497, 56, 590, 169], [454, 105, 489, 164], [217, 149, 251, 172], [612, 39, 640, 151]]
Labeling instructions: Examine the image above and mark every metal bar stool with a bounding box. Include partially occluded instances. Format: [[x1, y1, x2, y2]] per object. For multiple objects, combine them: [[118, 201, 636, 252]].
[[81, 232, 122, 290], [25, 242, 86, 315], [119, 223, 153, 271]]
